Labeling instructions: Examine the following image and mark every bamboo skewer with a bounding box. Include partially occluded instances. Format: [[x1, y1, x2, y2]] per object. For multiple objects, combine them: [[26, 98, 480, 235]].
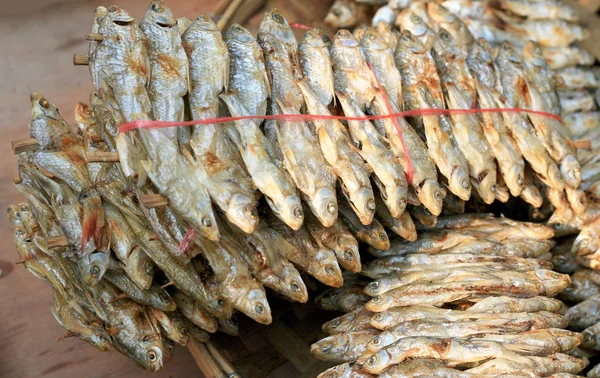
[[12, 138, 40, 154], [86, 151, 120, 162], [187, 340, 226, 378], [217, 0, 244, 30], [206, 341, 240, 378], [140, 194, 169, 208], [46, 236, 70, 249], [86, 32, 104, 42], [73, 54, 90, 66], [211, 0, 232, 16]]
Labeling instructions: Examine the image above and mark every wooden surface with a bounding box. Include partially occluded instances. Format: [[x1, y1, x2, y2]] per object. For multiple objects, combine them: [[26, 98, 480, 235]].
[[0, 0, 335, 377]]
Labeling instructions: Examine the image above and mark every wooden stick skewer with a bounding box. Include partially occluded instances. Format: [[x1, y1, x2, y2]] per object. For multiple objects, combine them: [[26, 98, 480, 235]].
[[86, 151, 120, 163], [573, 139, 592, 150], [86, 32, 104, 42], [217, 0, 244, 30], [73, 54, 90, 66], [12, 138, 40, 154], [13, 176, 22, 185], [187, 340, 225, 378], [46, 236, 69, 249], [206, 341, 240, 378], [140, 194, 169, 208], [211, 0, 232, 16]]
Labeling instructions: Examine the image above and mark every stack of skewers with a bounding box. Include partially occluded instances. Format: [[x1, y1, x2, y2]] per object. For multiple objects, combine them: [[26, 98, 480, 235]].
[[9, 0, 599, 374]]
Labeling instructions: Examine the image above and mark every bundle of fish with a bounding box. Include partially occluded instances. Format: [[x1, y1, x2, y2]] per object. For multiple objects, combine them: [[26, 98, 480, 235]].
[[309, 213, 590, 377], [328, 0, 600, 229], [9, 0, 597, 373]]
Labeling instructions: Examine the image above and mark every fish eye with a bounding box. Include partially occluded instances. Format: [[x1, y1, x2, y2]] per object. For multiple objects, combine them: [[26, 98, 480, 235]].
[[20, 205, 28, 212], [333, 8, 343, 17], [39, 99, 49, 108], [255, 303, 264, 314], [246, 205, 258, 219], [325, 266, 335, 276], [366, 199, 376, 212], [553, 223, 563, 229], [15, 229, 24, 236], [90, 265, 100, 277], [144, 261, 154, 275], [440, 31, 449, 40], [372, 296, 382, 303], [202, 217, 212, 227], [344, 249, 354, 261], [330, 319, 340, 328], [293, 206, 304, 220], [159, 292, 169, 302], [326, 201, 336, 214], [232, 25, 242, 32], [379, 233, 387, 241], [403, 33, 411, 42], [556, 172, 563, 180], [399, 198, 406, 206], [368, 356, 377, 365], [373, 336, 381, 345], [491, 184, 497, 193], [147, 350, 157, 361], [435, 191, 443, 201], [321, 343, 332, 353], [411, 14, 421, 23], [197, 15, 207, 21], [272, 12, 284, 24], [180, 326, 188, 335], [381, 191, 388, 200], [218, 299, 225, 306], [374, 314, 383, 321], [266, 47, 275, 55], [462, 180, 470, 189], [369, 281, 379, 290], [151, 3, 161, 11], [291, 282, 300, 292], [556, 256, 566, 264]]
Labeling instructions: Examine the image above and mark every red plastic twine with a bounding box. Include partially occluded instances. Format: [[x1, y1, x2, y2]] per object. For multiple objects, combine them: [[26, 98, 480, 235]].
[[178, 227, 196, 255]]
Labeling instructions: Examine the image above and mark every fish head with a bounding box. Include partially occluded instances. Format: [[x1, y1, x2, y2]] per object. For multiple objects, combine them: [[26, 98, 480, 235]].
[[369, 312, 394, 329], [366, 332, 395, 355], [377, 180, 407, 218], [474, 171, 497, 205], [126, 246, 155, 290], [135, 340, 164, 372], [353, 25, 367, 42], [546, 163, 565, 191], [427, 3, 473, 46], [432, 28, 461, 59], [314, 248, 344, 287], [503, 163, 525, 197], [182, 14, 219, 41], [142, 0, 177, 29], [236, 287, 272, 325], [522, 41, 546, 68], [88, 324, 112, 351], [324, 1, 357, 28], [310, 333, 351, 359], [152, 290, 176, 312], [79, 251, 109, 286], [343, 185, 376, 225], [560, 154, 582, 189], [170, 316, 191, 345], [259, 8, 295, 44], [365, 294, 393, 312], [360, 28, 388, 51], [334, 29, 360, 49], [521, 184, 543, 208], [415, 178, 444, 216], [269, 194, 304, 231], [551, 329, 583, 352], [337, 234, 361, 272], [447, 166, 471, 201], [536, 270, 571, 296], [74, 102, 95, 135], [397, 10, 430, 39], [31, 93, 61, 121], [573, 227, 599, 256], [225, 23, 254, 45], [226, 194, 259, 234], [309, 188, 338, 228], [321, 316, 343, 333], [165, 178, 219, 241], [257, 32, 288, 63], [366, 228, 390, 250], [100, 6, 136, 36], [92, 6, 108, 31], [469, 38, 493, 64], [283, 268, 309, 303], [496, 41, 522, 66], [363, 350, 391, 374], [551, 249, 577, 274], [301, 29, 326, 49], [218, 317, 239, 337], [582, 328, 600, 350], [364, 277, 394, 297]]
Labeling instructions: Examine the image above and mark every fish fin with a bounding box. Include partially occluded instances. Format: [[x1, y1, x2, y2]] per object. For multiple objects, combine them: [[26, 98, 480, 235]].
[[58, 332, 76, 341], [317, 127, 339, 163], [106, 325, 121, 336], [81, 207, 97, 253], [223, 54, 230, 93], [262, 69, 272, 98]]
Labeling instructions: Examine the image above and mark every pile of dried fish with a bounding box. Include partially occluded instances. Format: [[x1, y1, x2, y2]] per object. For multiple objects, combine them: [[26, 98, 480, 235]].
[[9, 0, 597, 373], [311, 214, 589, 377]]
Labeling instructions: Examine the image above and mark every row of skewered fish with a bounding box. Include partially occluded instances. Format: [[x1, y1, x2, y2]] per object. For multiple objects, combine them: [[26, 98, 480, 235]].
[[310, 214, 590, 377]]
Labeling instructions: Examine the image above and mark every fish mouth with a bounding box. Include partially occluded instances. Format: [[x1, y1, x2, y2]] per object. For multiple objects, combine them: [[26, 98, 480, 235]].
[[156, 16, 177, 28], [112, 16, 135, 26]]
